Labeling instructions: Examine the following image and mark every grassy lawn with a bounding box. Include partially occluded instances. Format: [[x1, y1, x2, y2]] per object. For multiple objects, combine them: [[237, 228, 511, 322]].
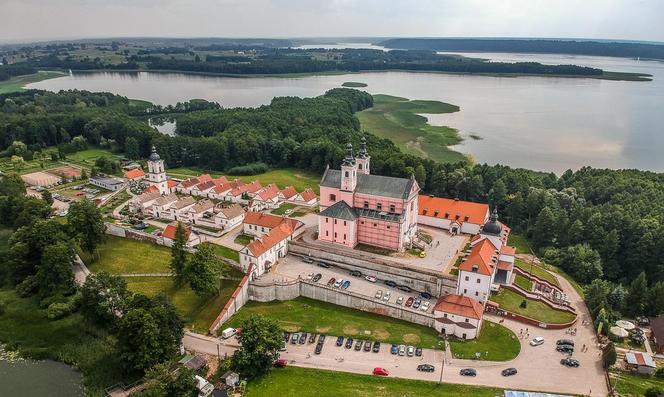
[[80, 235, 172, 274], [514, 258, 561, 288], [357, 94, 467, 164], [201, 242, 241, 263], [224, 297, 444, 349], [514, 274, 534, 291], [611, 369, 664, 396], [234, 234, 253, 245], [99, 190, 131, 215], [125, 276, 240, 332], [166, 167, 321, 194], [271, 202, 298, 215], [245, 366, 503, 397], [491, 289, 576, 325], [0, 71, 66, 94], [65, 148, 122, 169], [0, 289, 127, 395], [447, 321, 520, 361], [507, 232, 531, 254]]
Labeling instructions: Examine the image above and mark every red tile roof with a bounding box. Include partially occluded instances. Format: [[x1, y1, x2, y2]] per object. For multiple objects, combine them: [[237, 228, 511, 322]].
[[280, 186, 297, 199], [246, 223, 293, 257], [163, 223, 191, 240], [299, 188, 317, 202], [143, 185, 159, 193], [496, 261, 513, 271], [500, 245, 516, 256], [125, 169, 145, 179], [244, 211, 302, 231], [459, 239, 497, 276], [194, 180, 215, 191], [213, 176, 229, 185], [257, 184, 279, 201], [434, 294, 484, 320], [167, 180, 178, 188], [418, 196, 489, 224], [180, 177, 201, 189]]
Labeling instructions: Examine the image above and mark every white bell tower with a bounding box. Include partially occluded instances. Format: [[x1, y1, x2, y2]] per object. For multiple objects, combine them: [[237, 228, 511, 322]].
[[340, 142, 358, 192], [356, 135, 370, 175], [147, 146, 168, 194]]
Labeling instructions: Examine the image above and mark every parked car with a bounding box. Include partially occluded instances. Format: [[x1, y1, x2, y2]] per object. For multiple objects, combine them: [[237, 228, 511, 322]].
[[283, 332, 291, 342], [342, 280, 351, 289], [306, 273, 314, 280], [365, 275, 377, 283], [417, 364, 435, 372], [529, 336, 545, 346], [355, 340, 363, 351], [336, 336, 344, 346], [556, 344, 574, 353], [407, 345, 415, 357], [273, 359, 288, 367], [302, 256, 314, 264], [309, 333, 317, 343], [364, 341, 372, 352], [398, 345, 406, 356], [420, 301, 430, 312], [383, 291, 391, 302], [420, 292, 432, 299], [560, 357, 580, 367], [373, 367, 389, 376], [327, 277, 336, 286], [299, 333, 307, 344], [396, 296, 404, 305], [221, 327, 236, 339], [460, 368, 477, 377], [384, 280, 397, 287], [372, 341, 380, 353], [291, 333, 300, 344], [318, 262, 331, 268], [349, 270, 362, 277], [405, 297, 414, 307], [375, 290, 383, 299], [334, 279, 343, 288], [345, 337, 354, 349], [413, 298, 421, 309], [319, 335, 326, 344], [315, 343, 323, 355], [397, 285, 412, 293], [312, 273, 322, 283], [391, 344, 398, 355], [415, 347, 422, 357], [501, 368, 518, 376], [280, 341, 287, 351], [556, 339, 574, 346]]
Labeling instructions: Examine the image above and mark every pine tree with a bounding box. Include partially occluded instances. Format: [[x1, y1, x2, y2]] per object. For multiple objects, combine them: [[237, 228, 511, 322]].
[[169, 223, 188, 285], [624, 272, 648, 317]]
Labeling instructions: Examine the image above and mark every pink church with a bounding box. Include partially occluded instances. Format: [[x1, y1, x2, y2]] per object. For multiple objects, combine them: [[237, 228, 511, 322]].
[[318, 137, 420, 251]]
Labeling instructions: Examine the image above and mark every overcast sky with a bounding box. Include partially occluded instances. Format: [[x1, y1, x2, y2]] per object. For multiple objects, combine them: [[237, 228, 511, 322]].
[[2, 0, 663, 44]]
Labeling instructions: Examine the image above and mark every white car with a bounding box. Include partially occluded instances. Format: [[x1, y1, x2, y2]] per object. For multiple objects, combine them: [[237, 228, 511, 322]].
[[334, 279, 343, 288], [375, 290, 383, 299], [530, 336, 545, 346], [306, 273, 314, 280], [365, 275, 377, 283], [396, 296, 404, 305], [383, 291, 391, 302], [407, 345, 415, 357], [420, 301, 430, 312], [398, 345, 406, 356]]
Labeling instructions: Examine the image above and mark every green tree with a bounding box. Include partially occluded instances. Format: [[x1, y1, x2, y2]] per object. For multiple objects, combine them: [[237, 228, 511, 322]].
[[559, 244, 603, 284], [36, 241, 75, 298], [67, 199, 105, 254], [7, 219, 68, 283], [118, 308, 163, 373], [140, 363, 198, 397], [186, 243, 219, 297], [585, 279, 611, 317], [414, 164, 426, 190], [646, 281, 664, 317], [645, 387, 664, 397], [80, 271, 130, 326], [624, 272, 648, 317], [41, 190, 53, 206], [169, 223, 188, 285], [125, 137, 140, 160], [601, 342, 617, 369], [532, 206, 557, 249], [232, 315, 283, 379], [0, 172, 25, 197]]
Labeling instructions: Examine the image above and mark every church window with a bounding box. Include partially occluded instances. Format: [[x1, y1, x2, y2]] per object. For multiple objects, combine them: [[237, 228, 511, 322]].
[[476, 278, 481, 283], [377, 203, 382, 211], [463, 288, 467, 294], [345, 171, 349, 178], [326, 231, 329, 237], [364, 201, 369, 209], [343, 234, 346, 240], [465, 318, 470, 323], [358, 163, 363, 170], [334, 232, 337, 238], [475, 291, 479, 296], [334, 219, 337, 225], [330, 194, 336, 202], [465, 276, 469, 281], [326, 218, 328, 223], [389, 204, 395, 213], [343, 221, 347, 226]]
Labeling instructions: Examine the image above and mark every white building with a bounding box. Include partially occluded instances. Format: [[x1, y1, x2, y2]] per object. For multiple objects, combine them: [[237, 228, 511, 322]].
[[130, 191, 161, 213], [432, 294, 484, 339], [213, 204, 245, 229], [457, 239, 497, 304], [243, 211, 302, 238], [146, 147, 169, 195], [239, 222, 294, 277], [151, 193, 179, 219], [162, 223, 200, 248]]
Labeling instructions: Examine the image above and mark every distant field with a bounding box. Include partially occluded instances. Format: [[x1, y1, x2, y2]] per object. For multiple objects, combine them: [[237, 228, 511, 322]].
[[65, 148, 121, 167], [125, 276, 240, 332], [0, 71, 66, 94], [166, 167, 321, 194], [223, 296, 444, 349], [357, 95, 467, 163], [245, 366, 503, 397]]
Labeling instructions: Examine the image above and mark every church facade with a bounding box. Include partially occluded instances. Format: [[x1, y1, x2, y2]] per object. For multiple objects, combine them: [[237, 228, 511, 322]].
[[318, 137, 420, 251]]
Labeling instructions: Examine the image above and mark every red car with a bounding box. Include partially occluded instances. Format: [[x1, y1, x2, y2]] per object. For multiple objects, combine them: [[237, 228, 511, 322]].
[[273, 359, 288, 367], [405, 297, 414, 307], [373, 367, 389, 376]]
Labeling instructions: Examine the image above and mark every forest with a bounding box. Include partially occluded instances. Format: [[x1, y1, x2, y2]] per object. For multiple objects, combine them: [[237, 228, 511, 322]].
[[378, 38, 664, 60], [1, 88, 664, 320]]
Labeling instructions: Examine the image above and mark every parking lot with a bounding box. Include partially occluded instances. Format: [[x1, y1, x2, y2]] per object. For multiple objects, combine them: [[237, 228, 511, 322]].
[[268, 255, 436, 314]]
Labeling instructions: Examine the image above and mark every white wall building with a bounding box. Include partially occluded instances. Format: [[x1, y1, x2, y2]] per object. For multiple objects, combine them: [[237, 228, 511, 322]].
[[432, 294, 484, 339]]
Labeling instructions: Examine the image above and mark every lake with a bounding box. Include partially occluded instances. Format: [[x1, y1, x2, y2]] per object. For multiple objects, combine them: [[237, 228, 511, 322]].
[[0, 359, 84, 397], [27, 52, 664, 173]]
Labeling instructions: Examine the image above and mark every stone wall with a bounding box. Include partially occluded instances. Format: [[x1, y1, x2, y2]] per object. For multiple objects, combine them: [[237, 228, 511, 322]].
[[289, 241, 457, 297], [209, 271, 251, 334], [247, 278, 435, 328]]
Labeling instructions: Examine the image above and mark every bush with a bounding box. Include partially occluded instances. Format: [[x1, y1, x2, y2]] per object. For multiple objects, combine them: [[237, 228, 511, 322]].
[[226, 162, 269, 175], [39, 293, 68, 309], [47, 302, 72, 320], [645, 387, 663, 397], [15, 275, 39, 297], [520, 299, 528, 308], [0, 299, 6, 315], [655, 366, 664, 379]]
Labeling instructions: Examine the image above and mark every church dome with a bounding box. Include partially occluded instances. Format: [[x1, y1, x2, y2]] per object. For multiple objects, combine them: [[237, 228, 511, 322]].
[[149, 146, 160, 161], [482, 208, 502, 236]]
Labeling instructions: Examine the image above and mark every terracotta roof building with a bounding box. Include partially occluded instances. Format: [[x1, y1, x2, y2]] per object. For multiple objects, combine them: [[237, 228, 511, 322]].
[[418, 195, 489, 235], [433, 294, 485, 339]]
